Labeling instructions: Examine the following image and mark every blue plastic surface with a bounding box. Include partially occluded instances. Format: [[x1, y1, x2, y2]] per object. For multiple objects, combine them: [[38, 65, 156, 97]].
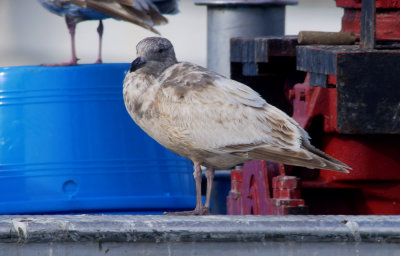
[[0, 64, 195, 214]]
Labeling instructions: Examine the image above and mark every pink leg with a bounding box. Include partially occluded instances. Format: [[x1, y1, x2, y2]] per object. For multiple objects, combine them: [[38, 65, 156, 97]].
[[67, 17, 78, 65], [42, 16, 78, 66], [204, 168, 215, 210], [94, 20, 103, 64], [165, 164, 210, 215], [193, 164, 204, 212]]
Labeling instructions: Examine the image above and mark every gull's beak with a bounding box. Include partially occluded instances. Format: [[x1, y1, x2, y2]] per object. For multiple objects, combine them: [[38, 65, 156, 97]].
[[129, 57, 146, 73]]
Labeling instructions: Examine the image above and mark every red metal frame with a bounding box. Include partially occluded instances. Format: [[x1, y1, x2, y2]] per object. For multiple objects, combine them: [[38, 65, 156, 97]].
[[228, 74, 400, 215], [338, 0, 400, 40], [293, 75, 400, 214], [227, 162, 307, 215], [227, 0, 400, 215]]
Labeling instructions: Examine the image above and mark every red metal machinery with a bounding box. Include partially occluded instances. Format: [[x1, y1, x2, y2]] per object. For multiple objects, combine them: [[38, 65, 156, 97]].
[[227, 0, 400, 215], [340, 0, 400, 40]]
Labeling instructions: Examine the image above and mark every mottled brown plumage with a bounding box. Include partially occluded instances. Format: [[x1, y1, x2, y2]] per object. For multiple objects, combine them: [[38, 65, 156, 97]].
[[123, 37, 351, 215]]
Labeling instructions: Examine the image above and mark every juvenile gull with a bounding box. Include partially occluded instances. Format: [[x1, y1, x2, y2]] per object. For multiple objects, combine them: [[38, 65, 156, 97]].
[[38, 0, 177, 65], [123, 37, 351, 215]]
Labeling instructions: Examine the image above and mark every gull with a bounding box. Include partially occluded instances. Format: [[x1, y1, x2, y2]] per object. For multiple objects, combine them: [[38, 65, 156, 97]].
[[37, 0, 177, 66], [123, 37, 351, 215]]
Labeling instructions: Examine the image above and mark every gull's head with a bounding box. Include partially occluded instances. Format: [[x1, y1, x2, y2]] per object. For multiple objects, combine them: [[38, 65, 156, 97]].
[[130, 37, 177, 75]]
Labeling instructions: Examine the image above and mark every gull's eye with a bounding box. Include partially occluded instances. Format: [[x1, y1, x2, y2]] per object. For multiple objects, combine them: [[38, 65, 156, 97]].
[[158, 49, 164, 53]]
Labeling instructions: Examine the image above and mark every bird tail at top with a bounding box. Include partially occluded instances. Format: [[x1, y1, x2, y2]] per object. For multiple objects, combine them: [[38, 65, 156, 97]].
[[152, 0, 179, 14], [71, 0, 168, 34]]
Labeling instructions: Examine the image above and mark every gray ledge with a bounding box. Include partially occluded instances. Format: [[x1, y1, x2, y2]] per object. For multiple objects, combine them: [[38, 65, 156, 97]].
[[195, 0, 297, 6], [1, 215, 400, 244]]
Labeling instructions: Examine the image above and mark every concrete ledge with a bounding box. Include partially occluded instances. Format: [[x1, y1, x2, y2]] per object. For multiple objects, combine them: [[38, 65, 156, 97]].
[[1, 215, 400, 256], [1, 215, 400, 243]]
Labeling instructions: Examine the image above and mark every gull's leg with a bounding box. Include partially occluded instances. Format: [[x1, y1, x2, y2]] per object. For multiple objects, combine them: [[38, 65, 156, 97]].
[[165, 164, 209, 215], [94, 20, 103, 64], [66, 16, 78, 65], [42, 15, 78, 66], [204, 168, 215, 211], [193, 164, 204, 212]]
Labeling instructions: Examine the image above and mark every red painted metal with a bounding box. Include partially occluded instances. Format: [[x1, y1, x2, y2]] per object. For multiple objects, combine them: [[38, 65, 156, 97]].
[[321, 135, 400, 181], [227, 161, 307, 215], [336, 0, 400, 9], [341, 9, 400, 40], [291, 74, 339, 133], [289, 76, 400, 214], [290, 74, 400, 182], [227, 60, 400, 215], [227, 167, 243, 215], [227, 0, 400, 216], [337, 0, 400, 40]]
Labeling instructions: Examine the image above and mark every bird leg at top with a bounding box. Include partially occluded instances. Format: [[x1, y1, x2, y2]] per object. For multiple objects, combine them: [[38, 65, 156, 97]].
[[94, 20, 104, 64], [42, 15, 79, 66], [65, 16, 79, 65], [165, 164, 213, 216]]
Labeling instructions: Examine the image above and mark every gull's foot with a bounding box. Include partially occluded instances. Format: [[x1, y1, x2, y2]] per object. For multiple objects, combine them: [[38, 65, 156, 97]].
[[94, 59, 102, 64], [164, 207, 210, 216]]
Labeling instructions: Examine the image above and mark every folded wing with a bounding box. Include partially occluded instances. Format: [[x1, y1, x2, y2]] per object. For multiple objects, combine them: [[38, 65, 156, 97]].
[[157, 63, 350, 172]]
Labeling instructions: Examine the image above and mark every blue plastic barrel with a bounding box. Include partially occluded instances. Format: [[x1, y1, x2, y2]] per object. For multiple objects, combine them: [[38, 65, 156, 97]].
[[0, 64, 195, 214]]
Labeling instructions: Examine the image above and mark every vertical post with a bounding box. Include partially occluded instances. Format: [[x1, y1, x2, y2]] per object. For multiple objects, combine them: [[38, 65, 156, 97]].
[[195, 0, 294, 78], [360, 0, 376, 49]]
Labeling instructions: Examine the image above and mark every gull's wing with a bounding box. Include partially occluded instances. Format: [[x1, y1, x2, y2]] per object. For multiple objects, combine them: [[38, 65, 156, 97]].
[[70, 0, 168, 34], [157, 62, 350, 172], [37, 0, 77, 16]]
